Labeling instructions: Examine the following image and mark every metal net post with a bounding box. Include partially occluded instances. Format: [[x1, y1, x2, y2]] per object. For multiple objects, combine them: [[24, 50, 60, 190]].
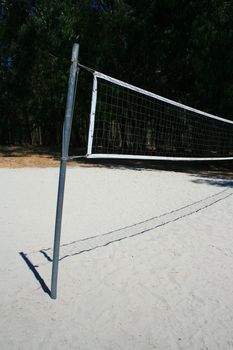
[[51, 43, 80, 299]]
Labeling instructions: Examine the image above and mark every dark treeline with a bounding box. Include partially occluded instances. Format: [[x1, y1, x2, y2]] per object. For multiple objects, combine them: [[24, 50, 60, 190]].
[[0, 0, 232, 147]]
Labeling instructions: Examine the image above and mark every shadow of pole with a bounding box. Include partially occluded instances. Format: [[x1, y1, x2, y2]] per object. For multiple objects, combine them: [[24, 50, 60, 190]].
[[19, 252, 51, 297]]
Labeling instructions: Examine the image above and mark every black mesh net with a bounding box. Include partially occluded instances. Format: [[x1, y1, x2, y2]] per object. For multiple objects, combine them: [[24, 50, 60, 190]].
[[90, 76, 233, 159]]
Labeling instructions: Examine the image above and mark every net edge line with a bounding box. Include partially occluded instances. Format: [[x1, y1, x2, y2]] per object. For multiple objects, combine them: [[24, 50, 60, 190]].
[[87, 153, 233, 161]]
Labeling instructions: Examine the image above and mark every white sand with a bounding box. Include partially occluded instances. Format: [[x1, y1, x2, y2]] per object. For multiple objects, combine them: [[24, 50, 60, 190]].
[[0, 165, 233, 349]]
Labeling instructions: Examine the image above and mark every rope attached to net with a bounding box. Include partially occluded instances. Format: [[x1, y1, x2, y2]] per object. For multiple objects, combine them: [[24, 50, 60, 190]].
[[78, 62, 95, 74]]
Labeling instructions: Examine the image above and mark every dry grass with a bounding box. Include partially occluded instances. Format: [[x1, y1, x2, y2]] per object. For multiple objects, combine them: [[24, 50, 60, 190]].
[[0, 146, 70, 168]]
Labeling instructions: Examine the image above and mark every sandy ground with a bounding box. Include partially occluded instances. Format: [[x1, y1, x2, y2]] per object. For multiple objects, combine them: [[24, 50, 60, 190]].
[[0, 164, 233, 349]]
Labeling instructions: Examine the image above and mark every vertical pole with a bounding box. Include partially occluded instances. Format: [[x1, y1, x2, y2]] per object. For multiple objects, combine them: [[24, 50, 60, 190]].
[[87, 75, 98, 156], [51, 43, 80, 299]]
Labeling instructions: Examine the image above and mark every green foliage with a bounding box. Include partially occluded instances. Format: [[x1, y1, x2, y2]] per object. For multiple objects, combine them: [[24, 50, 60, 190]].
[[0, 0, 232, 146]]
